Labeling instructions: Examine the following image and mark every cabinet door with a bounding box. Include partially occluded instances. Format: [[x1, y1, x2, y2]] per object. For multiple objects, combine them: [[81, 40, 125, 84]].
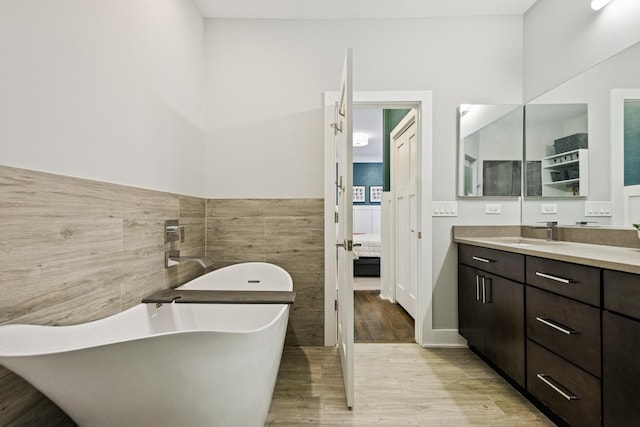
[[603, 311, 640, 426], [458, 264, 484, 353], [484, 274, 525, 387]]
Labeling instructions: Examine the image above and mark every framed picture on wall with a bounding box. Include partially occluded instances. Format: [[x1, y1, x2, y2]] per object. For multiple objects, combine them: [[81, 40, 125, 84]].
[[353, 186, 365, 203], [370, 185, 383, 203]]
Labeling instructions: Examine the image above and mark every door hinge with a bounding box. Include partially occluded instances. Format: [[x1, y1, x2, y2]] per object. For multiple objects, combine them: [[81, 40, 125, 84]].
[[335, 299, 339, 311], [335, 212, 339, 223], [418, 231, 422, 239]]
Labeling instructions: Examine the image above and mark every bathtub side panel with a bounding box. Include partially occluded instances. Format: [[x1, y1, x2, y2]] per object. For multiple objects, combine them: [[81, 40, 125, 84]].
[[0, 307, 289, 427]]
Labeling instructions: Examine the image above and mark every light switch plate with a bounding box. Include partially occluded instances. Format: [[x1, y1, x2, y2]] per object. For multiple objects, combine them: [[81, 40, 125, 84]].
[[432, 201, 458, 217], [541, 203, 558, 214], [485, 203, 502, 214], [585, 201, 612, 217]]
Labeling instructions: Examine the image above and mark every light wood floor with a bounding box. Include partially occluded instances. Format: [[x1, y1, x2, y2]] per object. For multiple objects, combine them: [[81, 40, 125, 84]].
[[266, 344, 554, 426]]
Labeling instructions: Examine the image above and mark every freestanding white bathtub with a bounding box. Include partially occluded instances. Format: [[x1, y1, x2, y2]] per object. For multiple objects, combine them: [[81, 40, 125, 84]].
[[0, 262, 292, 427]]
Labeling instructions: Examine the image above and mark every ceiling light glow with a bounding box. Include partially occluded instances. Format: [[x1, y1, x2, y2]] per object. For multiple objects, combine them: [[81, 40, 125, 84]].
[[353, 133, 369, 147], [591, 0, 613, 11]]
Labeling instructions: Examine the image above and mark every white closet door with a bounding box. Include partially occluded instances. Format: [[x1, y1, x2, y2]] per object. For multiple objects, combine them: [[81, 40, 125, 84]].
[[394, 118, 417, 319]]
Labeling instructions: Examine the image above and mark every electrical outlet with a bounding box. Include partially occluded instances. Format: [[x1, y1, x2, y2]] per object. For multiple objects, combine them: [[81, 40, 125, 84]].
[[585, 201, 612, 217], [541, 203, 558, 214], [485, 203, 502, 214], [432, 201, 458, 217]]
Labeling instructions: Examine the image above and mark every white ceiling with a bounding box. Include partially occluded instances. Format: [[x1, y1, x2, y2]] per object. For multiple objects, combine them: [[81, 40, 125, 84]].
[[193, 0, 538, 20]]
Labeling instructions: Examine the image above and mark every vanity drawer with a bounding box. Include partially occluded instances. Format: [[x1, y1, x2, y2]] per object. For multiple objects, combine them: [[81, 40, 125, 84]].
[[458, 244, 524, 282], [526, 257, 600, 306], [603, 269, 640, 320], [526, 286, 601, 377], [527, 340, 601, 427]]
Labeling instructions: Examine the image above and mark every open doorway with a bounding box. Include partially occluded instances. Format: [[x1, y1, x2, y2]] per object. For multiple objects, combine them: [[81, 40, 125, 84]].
[[352, 107, 415, 343], [323, 90, 433, 349]]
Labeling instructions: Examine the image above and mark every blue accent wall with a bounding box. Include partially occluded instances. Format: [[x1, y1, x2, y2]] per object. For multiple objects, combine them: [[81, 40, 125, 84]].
[[353, 163, 383, 204], [383, 109, 411, 191]]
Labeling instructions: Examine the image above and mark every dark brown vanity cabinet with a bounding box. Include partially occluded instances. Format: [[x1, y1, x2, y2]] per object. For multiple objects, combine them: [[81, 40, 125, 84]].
[[458, 245, 525, 387], [602, 270, 640, 426], [525, 257, 601, 427]]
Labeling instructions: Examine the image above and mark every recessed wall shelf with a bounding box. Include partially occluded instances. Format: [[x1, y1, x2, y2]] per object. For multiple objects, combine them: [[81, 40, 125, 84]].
[[541, 149, 589, 197]]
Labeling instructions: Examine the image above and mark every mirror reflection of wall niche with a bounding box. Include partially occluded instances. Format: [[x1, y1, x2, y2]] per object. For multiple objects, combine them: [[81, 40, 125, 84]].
[[524, 104, 588, 198], [522, 41, 640, 226], [458, 104, 523, 197]]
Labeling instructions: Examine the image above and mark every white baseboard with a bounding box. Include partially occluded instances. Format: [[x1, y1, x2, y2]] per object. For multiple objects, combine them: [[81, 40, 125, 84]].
[[422, 329, 468, 348]]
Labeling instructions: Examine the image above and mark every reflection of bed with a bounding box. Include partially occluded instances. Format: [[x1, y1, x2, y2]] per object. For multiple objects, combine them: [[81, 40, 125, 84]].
[[353, 233, 380, 277]]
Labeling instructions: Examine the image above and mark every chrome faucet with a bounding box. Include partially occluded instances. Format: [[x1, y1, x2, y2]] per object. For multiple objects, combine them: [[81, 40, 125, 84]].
[[545, 222, 558, 241], [165, 250, 213, 271], [530, 221, 558, 241]]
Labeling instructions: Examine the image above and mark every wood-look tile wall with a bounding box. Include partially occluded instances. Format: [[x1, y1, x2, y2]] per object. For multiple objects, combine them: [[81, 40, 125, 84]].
[[0, 165, 205, 426], [206, 199, 325, 346], [0, 166, 326, 425]]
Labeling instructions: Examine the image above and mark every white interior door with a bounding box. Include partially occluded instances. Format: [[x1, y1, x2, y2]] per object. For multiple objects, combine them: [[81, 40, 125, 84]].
[[393, 116, 418, 319], [334, 48, 354, 409]]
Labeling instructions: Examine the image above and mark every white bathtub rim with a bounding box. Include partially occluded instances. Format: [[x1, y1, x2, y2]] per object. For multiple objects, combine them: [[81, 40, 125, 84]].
[[179, 261, 293, 291], [0, 262, 293, 358], [0, 304, 289, 358]]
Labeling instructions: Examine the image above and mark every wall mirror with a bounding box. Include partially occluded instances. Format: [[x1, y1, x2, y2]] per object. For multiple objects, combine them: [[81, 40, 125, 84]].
[[457, 104, 523, 197], [521, 41, 640, 226], [524, 103, 588, 198]]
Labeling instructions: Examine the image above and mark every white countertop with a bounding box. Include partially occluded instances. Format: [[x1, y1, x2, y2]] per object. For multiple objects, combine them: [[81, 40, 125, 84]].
[[454, 236, 640, 275]]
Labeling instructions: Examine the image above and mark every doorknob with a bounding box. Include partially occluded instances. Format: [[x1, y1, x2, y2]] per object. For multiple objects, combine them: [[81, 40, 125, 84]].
[[335, 239, 353, 251]]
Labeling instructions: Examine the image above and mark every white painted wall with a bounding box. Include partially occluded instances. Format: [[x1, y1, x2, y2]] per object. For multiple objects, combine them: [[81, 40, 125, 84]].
[[204, 17, 524, 335], [524, 0, 640, 101], [203, 16, 524, 200], [0, 0, 206, 197]]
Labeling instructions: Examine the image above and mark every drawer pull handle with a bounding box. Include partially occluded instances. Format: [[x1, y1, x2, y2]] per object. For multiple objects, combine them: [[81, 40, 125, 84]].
[[535, 317, 577, 335], [472, 256, 492, 263], [535, 271, 573, 284], [536, 374, 578, 401], [475, 275, 481, 301]]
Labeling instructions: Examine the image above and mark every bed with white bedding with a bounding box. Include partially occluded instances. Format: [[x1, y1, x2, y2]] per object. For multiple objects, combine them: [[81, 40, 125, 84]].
[[353, 233, 380, 277]]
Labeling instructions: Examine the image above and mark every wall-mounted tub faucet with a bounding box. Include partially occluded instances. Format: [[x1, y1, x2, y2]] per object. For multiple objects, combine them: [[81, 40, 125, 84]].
[[165, 250, 213, 271], [165, 219, 185, 243]]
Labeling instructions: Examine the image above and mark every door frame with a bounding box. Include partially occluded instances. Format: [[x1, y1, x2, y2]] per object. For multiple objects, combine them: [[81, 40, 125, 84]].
[[324, 91, 433, 347], [611, 88, 640, 226]]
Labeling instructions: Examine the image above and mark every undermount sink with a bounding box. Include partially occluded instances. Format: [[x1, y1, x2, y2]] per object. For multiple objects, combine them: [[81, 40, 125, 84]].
[[486, 237, 566, 247]]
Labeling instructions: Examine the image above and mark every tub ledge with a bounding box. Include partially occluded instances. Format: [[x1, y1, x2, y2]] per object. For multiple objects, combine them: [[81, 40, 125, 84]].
[[142, 289, 296, 305]]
